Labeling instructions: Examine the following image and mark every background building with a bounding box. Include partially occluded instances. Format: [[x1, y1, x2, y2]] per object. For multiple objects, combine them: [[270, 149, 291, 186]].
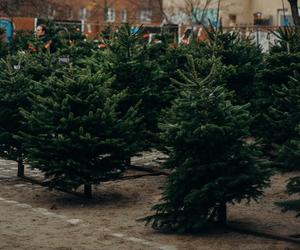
[[163, 0, 300, 27], [0, 0, 163, 38]]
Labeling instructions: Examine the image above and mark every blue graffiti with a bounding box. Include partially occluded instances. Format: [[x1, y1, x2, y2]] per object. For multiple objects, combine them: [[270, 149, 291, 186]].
[[0, 19, 14, 42]]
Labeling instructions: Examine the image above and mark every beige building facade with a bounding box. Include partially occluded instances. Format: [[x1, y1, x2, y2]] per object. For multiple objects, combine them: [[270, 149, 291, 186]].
[[164, 0, 300, 26]]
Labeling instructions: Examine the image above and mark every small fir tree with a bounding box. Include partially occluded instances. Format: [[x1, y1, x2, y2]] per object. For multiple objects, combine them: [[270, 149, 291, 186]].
[[21, 51, 63, 82], [202, 24, 263, 106], [20, 66, 142, 198], [0, 28, 8, 58], [9, 30, 35, 54], [102, 24, 169, 148], [270, 25, 300, 54], [253, 52, 300, 157], [277, 125, 300, 171], [274, 75, 300, 218], [0, 53, 34, 176], [269, 73, 300, 170], [276, 175, 300, 218], [144, 57, 271, 232]]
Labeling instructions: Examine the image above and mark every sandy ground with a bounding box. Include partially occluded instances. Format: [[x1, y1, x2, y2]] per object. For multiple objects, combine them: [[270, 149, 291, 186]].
[[0, 153, 300, 250]]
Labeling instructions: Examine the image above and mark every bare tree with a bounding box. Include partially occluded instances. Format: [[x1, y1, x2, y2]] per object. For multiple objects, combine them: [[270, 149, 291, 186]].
[[183, 0, 213, 25], [287, 0, 300, 25], [162, 0, 214, 25], [157, 0, 172, 24]]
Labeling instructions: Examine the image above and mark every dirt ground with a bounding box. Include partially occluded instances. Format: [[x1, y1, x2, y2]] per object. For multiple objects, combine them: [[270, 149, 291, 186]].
[[0, 152, 300, 250]]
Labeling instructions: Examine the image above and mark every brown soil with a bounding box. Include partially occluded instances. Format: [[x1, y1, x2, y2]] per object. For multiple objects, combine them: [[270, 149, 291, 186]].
[[0, 153, 300, 250]]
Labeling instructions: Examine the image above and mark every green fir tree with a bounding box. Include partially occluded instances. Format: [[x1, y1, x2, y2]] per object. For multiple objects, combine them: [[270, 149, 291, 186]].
[[0, 53, 34, 176], [202, 24, 263, 106], [270, 73, 300, 170], [0, 28, 8, 58], [20, 66, 142, 198], [102, 24, 169, 148], [144, 57, 271, 233], [275, 75, 300, 218], [276, 174, 300, 218], [254, 52, 300, 159]]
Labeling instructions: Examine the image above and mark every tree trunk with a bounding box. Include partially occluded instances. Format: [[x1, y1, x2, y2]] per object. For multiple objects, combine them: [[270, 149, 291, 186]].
[[17, 157, 24, 177], [216, 202, 227, 226], [84, 184, 92, 199], [288, 0, 300, 25], [125, 157, 131, 167]]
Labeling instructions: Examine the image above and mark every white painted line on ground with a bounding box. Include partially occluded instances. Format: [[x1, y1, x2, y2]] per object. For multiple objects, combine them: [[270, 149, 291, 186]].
[[51, 214, 68, 220], [15, 203, 32, 209], [0, 196, 81, 226], [32, 208, 49, 213], [2, 200, 19, 204], [158, 245, 178, 250], [14, 184, 27, 188], [110, 233, 125, 238], [127, 237, 145, 243], [66, 219, 82, 225], [41, 211, 56, 216]]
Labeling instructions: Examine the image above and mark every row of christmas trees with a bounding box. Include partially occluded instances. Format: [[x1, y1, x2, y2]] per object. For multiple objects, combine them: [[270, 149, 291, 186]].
[[0, 23, 299, 232]]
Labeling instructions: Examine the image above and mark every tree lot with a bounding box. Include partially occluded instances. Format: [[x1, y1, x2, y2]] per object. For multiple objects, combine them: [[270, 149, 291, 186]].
[[0, 23, 299, 231]]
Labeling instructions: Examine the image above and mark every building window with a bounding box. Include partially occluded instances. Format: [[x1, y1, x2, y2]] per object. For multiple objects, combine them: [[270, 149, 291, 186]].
[[106, 8, 115, 22], [140, 10, 152, 23], [66, 7, 73, 19], [80, 7, 90, 20], [277, 9, 292, 26], [47, 5, 56, 18], [121, 9, 127, 23], [253, 12, 272, 26], [87, 24, 92, 33], [228, 14, 237, 27]]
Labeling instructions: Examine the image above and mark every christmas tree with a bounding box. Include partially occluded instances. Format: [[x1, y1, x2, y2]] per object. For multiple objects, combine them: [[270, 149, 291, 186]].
[[0, 52, 34, 176], [253, 52, 300, 158], [144, 57, 271, 232], [102, 24, 169, 148], [9, 30, 35, 54], [276, 175, 300, 218], [20, 66, 141, 198], [0, 28, 8, 58], [270, 25, 300, 54], [202, 25, 263, 106], [270, 72, 300, 170], [275, 75, 300, 217]]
